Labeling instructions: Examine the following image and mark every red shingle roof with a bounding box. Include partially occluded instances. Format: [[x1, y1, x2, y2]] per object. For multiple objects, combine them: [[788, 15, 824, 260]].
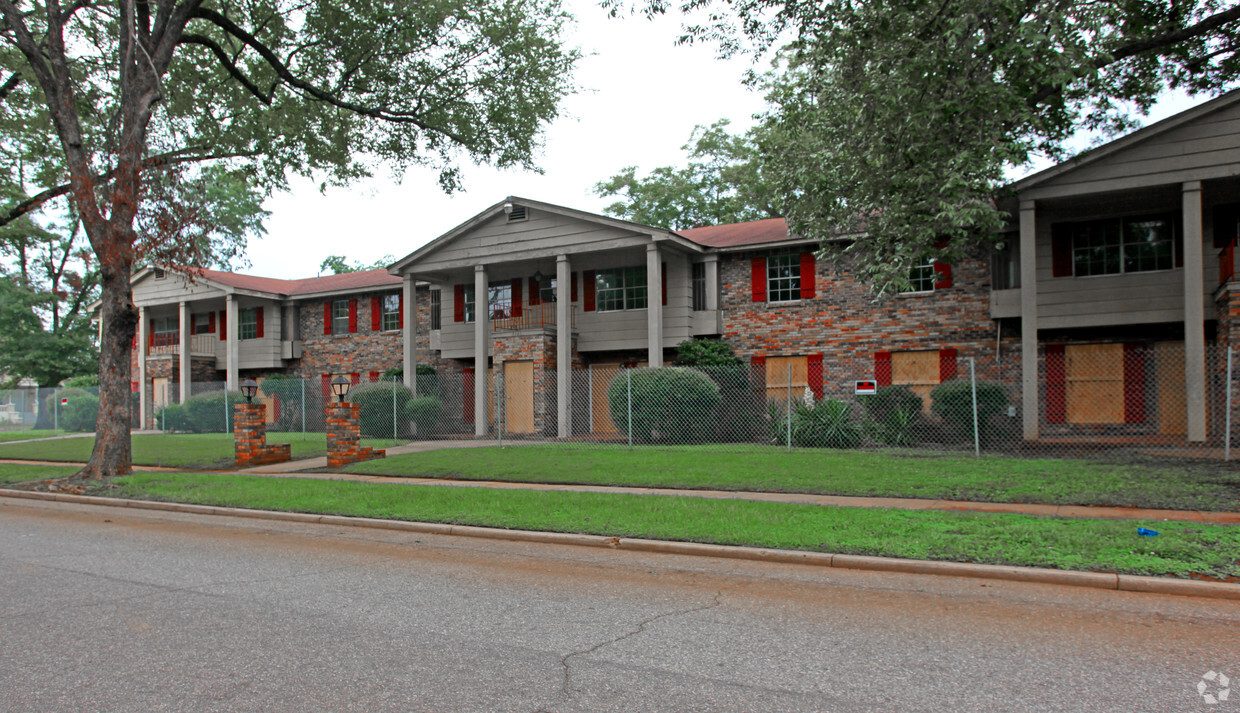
[[186, 267, 400, 296], [676, 218, 801, 248]]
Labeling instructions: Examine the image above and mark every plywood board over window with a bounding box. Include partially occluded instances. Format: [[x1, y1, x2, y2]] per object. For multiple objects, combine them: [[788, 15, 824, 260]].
[[766, 356, 808, 404], [1156, 341, 1188, 436], [504, 361, 535, 434], [892, 351, 940, 412], [1065, 343, 1125, 424]]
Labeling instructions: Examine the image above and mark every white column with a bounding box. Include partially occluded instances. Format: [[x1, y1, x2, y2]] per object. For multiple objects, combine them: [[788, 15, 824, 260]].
[[1019, 200, 1039, 441], [402, 275, 416, 392], [556, 254, 572, 438], [474, 265, 489, 437], [646, 244, 664, 366], [704, 254, 719, 311], [226, 294, 240, 391], [138, 306, 148, 429], [178, 301, 191, 403], [1184, 181, 1207, 442]]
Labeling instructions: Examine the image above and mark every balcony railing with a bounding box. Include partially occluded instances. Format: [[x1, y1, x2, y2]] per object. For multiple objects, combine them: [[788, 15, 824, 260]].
[[149, 332, 217, 358], [492, 302, 573, 332]]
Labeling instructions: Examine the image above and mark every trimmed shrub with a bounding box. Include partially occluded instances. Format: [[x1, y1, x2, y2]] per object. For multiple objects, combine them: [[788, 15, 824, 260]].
[[674, 341, 763, 442], [931, 381, 1009, 442], [184, 390, 248, 433], [673, 338, 743, 368], [788, 399, 863, 449], [859, 385, 922, 446], [350, 380, 414, 439], [406, 396, 444, 436], [155, 402, 191, 432], [60, 393, 100, 432], [607, 367, 720, 443]]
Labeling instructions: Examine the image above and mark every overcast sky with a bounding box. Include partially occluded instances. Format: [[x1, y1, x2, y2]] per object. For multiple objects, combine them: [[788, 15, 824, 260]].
[[249, 0, 1203, 280]]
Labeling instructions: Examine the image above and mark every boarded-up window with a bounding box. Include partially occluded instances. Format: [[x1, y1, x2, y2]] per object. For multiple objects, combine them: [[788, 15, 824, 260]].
[[892, 351, 941, 412], [766, 356, 809, 403], [1065, 343, 1124, 424]]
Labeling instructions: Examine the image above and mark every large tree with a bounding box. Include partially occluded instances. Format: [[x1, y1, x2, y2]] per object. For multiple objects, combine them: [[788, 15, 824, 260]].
[[593, 119, 779, 229], [617, 0, 1240, 293], [0, 0, 579, 476]]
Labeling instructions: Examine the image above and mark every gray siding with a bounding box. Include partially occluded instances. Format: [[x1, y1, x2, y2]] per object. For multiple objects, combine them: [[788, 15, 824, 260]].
[[133, 273, 225, 306]]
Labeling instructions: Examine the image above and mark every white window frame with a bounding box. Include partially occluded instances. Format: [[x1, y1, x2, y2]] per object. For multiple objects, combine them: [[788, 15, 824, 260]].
[[332, 299, 350, 334], [766, 254, 801, 303], [238, 308, 258, 340], [595, 267, 647, 312], [381, 294, 400, 331]]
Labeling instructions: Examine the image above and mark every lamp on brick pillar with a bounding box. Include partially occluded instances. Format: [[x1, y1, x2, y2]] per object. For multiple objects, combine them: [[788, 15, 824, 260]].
[[331, 375, 351, 404], [240, 378, 258, 404]]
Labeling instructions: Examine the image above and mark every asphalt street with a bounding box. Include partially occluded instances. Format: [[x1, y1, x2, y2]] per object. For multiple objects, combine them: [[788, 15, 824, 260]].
[[1, 497, 1237, 712]]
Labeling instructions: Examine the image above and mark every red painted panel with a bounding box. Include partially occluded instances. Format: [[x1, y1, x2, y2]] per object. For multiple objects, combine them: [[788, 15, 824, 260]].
[[807, 354, 823, 399], [1046, 344, 1066, 423], [939, 348, 957, 381], [800, 253, 816, 299], [751, 258, 766, 302], [874, 351, 892, 387]]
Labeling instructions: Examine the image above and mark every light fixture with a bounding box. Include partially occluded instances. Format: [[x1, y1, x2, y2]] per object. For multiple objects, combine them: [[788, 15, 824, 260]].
[[240, 378, 258, 404], [503, 202, 513, 214], [531, 268, 545, 286], [330, 375, 351, 403], [994, 241, 1007, 252]]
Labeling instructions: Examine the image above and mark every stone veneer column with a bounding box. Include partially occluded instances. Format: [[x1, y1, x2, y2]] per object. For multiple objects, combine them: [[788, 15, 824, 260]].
[[646, 243, 663, 366], [179, 301, 191, 404], [474, 265, 489, 437], [402, 274, 417, 393], [1183, 181, 1206, 442], [1019, 200, 1039, 441], [556, 253, 571, 438]]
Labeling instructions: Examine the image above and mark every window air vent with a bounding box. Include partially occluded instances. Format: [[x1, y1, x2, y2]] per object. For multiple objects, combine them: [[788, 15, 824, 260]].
[[154, 267, 166, 279], [507, 205, 527, 221]]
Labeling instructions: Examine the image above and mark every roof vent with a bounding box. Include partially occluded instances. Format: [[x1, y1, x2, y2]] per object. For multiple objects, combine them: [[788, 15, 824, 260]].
[[154, 267, 166, 280], [506, 204, 527, 222]]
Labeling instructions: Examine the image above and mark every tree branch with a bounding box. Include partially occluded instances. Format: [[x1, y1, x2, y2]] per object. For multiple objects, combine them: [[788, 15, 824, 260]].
[[1028, 4, 1240, 106], [187, 7, 468, 142], [179, 33, 275, 103], [0, 71, 19, 101]]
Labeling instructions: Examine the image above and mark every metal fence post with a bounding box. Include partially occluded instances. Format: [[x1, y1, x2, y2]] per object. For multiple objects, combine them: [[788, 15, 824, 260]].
[[224, 389, 230, 433], [626, 369, 633, 450], [969, 356, 980, 457], [300, 378, 306, 441], [53, 388, 59, 433], [1226, 346, 1233, 462], [392, 374, 398, 445], [498, 370, 505, 448], [786, 363, 792, 452]]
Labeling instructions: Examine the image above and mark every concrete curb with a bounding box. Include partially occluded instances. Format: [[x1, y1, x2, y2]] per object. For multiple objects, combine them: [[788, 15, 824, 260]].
[[3, 488, 1238, 601]]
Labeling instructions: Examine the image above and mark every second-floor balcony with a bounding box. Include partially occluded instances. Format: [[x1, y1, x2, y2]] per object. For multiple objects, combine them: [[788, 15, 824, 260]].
[[149, 332, 217, 359], [491, 302, 575, 333]]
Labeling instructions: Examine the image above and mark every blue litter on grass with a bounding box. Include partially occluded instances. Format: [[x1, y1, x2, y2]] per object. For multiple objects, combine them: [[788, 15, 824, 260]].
[[1137, 528, 1160, 537]]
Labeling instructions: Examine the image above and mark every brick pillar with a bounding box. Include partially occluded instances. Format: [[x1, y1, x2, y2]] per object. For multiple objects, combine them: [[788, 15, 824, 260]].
[[234, 402, 291, 467], [325, 402, 385, 468]]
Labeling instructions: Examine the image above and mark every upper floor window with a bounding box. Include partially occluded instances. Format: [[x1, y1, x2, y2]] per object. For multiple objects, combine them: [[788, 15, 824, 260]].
[[904, 259, 936, 293], [239, 308, 259, 340], [539, 277, 557, 304], [766, 254, 801, 302], [332, 299, 350, 334], [191, 313, 212, 335], [151, 316, 178, 346], [692, 262, 706, 311], [596, 267, 647, 312], [381, 294, 400, 331], [1058, 213, 1177, 277], [488, 281, 512, 320]]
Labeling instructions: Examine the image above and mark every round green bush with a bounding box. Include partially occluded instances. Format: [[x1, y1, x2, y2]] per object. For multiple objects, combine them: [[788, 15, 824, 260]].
[[859, 385, 922, 446], [607, 367, 720, 443], [931, 381, 1009, 440], [350, 380, 414, 438], [59, 393, 100, 432], [155, 402, 191, 432], [405, 396, 444, 435], [184, 390, 248, 433]]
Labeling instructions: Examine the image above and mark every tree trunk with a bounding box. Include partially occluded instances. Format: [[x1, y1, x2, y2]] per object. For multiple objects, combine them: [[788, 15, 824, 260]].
[[80, 249, 137, 478]]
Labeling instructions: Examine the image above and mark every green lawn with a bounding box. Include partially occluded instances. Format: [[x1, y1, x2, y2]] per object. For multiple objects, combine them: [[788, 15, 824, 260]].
[[0, 432, 397, 469], [0, 429, 69, 443], [109, 472, 1240, 580], [345, 445, 1240, 512], [0, 464, 82, 484]]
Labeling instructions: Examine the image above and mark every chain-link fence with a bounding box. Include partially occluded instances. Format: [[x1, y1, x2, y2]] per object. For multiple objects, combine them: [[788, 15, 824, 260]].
[[8, 341, 1240, 461]]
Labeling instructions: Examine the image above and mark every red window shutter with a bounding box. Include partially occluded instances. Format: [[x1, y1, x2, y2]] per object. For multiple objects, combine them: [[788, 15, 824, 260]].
[[323, 301, 332, 335], [807, 354, 824, 400], [529, 277, 541, 306], [662, 262, 668, 306], [1174, 228, 1184, 268], [369, 371, 380, 383], [1123, 343, 1146, 423], [320, 374, 330, 398], [939, 348, 957, 381], [131, 381, 138, 393], [272, 394, 281, 423], [511, 278, 523, 318], [750, 355, 767, 391], [350, 372, 360, 386], [875, 351, 892, 387], [583, 270, 596, 311], [371, 296, 382, 331], [219, 310, 227, 341], [751, 257, 767, 302], [148, 320, 155, 347], [800, 253, 816, 299], [454, 284, 465, 322], [1046, 344, 1066, 423], [571, 272, 578, 302], [132, 332, 137, 349], [398, 292, 404, 329], [208, 311, 216, 333], [1051, 224, 1073, 277], [933, 261, 953, 289], [255, 307, 264, 339], [463, 367, 475, 424], [348, 299, 358, 333]]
